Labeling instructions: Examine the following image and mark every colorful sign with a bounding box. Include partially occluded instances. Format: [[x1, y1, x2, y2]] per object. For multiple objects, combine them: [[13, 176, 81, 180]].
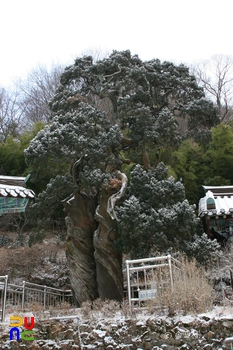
[[0, 197, 30, 216], [9, 316, 35, 341]]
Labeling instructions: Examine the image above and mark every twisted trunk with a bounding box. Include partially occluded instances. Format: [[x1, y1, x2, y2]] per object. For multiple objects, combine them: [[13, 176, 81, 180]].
[[63, 192, 98, 306], [93, 171, 128, 300], [94, 196, 123, 300], [63, 171, 128, 303]]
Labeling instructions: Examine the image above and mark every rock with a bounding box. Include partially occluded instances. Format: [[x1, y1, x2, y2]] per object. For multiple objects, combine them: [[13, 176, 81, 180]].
[[2, 311, 233, 349], [205, 330, 215, 339]]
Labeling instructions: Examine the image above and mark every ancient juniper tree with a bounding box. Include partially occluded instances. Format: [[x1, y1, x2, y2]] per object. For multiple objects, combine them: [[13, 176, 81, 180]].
[[25, 50, 218, 305]]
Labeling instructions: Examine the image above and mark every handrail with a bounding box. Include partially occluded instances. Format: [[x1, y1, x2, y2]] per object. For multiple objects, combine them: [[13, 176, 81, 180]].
[[0, 277, 73, 322], [0, 275, 8, 322], [22, 281, 71, 292], [125, 255, 172, 265]]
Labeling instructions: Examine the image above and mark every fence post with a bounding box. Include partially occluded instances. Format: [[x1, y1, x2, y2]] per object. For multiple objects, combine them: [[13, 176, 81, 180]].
[[1, 275, 8, 322], [22, 281, 26, 310], [126, 260, 131, 307], [44, 286, 47, 308], [168, 255, 173, 290]]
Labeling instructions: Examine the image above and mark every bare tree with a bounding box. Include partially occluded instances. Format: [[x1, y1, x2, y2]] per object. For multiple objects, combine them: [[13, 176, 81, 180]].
[[16, 64, 64, 125], [80, 46, 110, 63], [0, 87, 26, 141], [192, 55, 233, 122]]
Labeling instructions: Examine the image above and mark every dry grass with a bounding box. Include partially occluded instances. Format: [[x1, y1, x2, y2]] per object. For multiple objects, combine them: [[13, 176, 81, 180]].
[[81, 298, 122, 320], [146, 257, 214, 316], [0, 242, 63, 280]]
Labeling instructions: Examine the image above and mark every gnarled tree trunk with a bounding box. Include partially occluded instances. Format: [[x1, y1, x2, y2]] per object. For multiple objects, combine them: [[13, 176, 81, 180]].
[[63, 192, 98, 306], [93, 171, 128, 300], [63, 171, 128, 304], [94, 189, 123, 300]]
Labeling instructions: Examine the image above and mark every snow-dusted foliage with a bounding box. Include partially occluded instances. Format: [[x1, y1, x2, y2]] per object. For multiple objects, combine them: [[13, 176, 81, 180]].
[[27, 174, 74, 227], [184, 233, 221, 265], [24, 50, 218, 302], [116, 163, 198, 257], [25, 103, 122, 188]]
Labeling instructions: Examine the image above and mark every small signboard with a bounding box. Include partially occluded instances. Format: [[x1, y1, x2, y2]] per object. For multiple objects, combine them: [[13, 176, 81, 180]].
[[139, 289, 156, 300]]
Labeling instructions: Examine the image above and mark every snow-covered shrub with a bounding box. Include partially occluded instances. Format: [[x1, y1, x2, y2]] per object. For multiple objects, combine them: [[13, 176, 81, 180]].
[[116, 163, 198, 258], [183, 233, 221, 266]]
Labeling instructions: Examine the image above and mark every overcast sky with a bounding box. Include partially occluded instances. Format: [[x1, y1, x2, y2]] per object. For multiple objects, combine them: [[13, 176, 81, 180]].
[[1, 0, 233, 87]]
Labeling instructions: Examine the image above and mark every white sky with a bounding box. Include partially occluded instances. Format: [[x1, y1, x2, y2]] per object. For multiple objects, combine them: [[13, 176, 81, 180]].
[[1, 0, 233, 87]]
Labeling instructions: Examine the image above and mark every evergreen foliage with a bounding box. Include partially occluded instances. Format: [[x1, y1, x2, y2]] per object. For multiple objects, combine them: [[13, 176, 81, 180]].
[[204, 124, 233, 185], [27, 174, 74, 228], [116, 163, 198, 258], [1, 52, 227, 302], [171, 140, 206, 204], [183, 233, 221, 266], [25, 50, 218, 257], [0, 122, 44, 176]]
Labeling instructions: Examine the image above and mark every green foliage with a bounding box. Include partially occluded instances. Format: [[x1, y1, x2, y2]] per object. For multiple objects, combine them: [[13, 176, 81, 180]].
[[0, 136, 27, 175], [167, 124, 233, 205], [27, 174, 74, 229], [25, 104, 123, 191], [28, 229, 45, 247], [182, 98, 219, 132], [50, 50, 218, 160], [0, 122, 45, 177], [116, 163, 198, 258], [25, 50, 218, 257], [170, 140, 206, 205], [183, 233, 221, 266], [204, 124, 233, 184], [0, 235, 12, 247]]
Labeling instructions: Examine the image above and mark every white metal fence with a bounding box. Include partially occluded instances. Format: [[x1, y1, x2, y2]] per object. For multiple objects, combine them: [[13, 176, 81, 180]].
[[1, 255, 182, 321], [0, 276, 73, 322], [126, 255, 182, 307], [0, 275, 8, 322]]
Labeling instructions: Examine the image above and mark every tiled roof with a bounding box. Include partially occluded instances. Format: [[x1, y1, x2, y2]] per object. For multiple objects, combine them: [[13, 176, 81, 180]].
[[0, 175, 28, 188], [198, 186, 233, 217], [0, 184, 35, 199], [0, 175, 35, 215]]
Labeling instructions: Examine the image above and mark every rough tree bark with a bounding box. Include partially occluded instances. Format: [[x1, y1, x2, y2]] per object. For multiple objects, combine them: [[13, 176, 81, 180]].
[[63, 170, 128, 304], [63, 192, 98, 306], [93, 171, 128, 300]]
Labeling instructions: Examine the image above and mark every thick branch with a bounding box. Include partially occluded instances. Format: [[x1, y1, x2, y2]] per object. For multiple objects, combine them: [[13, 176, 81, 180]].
[[122, 137, 137, 149], [141, 144, 151, 170], [107, 171, 128, 221], [71, 154, 88, 184]]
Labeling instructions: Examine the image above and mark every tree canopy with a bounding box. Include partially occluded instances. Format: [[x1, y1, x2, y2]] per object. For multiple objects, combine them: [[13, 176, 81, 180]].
[[24, 50, 219, 304]]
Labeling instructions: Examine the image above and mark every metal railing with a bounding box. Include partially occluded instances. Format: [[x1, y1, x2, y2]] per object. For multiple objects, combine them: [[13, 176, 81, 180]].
[[126, 255, 182, 307], [0, 276, 73, 322], [0, 275, 8, 322]]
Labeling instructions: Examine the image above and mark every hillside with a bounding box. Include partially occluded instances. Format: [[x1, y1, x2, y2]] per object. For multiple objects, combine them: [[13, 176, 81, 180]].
[[1, 230, 233, 349], [0, 230, 70, 289]]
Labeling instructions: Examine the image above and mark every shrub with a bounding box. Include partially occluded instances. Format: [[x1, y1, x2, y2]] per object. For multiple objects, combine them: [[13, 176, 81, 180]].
[[183, 233, 222, 266], [0, 235, 12, 247]]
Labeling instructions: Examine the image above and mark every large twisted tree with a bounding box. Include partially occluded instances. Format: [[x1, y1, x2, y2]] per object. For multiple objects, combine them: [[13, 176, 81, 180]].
[[25, 50, 219, 305]]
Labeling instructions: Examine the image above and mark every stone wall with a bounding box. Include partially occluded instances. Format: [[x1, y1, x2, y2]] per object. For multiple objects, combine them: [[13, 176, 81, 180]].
[[1, 313, 233, 349]]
